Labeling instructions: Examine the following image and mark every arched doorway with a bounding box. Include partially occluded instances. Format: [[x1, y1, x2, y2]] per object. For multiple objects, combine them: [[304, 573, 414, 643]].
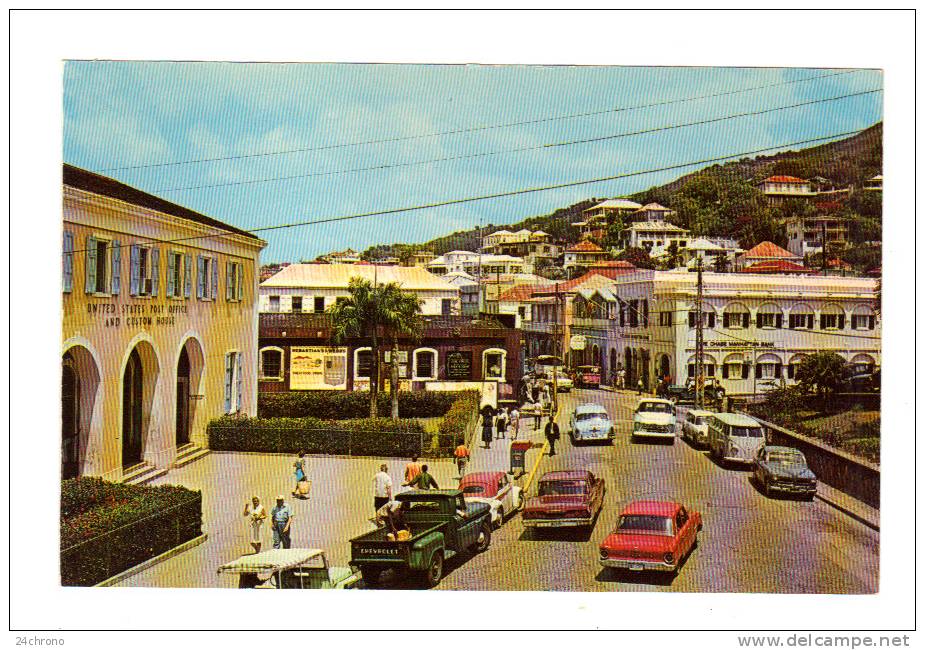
[[123, 348, 144, 468], [640, 349, 651, 390], [624, 348, 634, 387], [62, 354, 79, 480], [609, 349, 617, 383], [176, 347, 191, 446], [659, 354, 671, 382]]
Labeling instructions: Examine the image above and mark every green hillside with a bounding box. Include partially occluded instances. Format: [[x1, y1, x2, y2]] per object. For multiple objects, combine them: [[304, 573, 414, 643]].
[[362, 123, 882, 264]]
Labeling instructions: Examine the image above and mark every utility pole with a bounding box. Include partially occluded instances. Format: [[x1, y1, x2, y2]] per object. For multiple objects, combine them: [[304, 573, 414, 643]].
[[821, 222, 828, 275], [694, 257, 705, 410]]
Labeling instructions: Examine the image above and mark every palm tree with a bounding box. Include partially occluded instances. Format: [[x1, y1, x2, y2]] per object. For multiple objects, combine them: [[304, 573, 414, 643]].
[[378, 284, 423, 421], [328, 277, 384, 419]]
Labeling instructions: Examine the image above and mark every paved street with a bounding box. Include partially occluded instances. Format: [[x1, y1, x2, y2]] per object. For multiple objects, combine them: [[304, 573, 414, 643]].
[[115, 389, 877, 592], [435, 388, 879, 593]]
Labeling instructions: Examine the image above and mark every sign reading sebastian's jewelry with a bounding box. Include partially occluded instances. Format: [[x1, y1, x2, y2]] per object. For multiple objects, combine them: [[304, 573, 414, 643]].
[[290, 346, 348, 390], [446, 350, 473, 380]]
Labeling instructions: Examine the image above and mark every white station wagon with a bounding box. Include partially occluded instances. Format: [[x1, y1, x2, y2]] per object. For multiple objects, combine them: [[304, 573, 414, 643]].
[[681, 409, 714, 447], [631, 398, 677, 444]]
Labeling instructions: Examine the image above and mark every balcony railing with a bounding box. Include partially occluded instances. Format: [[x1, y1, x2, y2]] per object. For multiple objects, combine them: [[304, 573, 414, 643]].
[[260, 312, 510, 339]]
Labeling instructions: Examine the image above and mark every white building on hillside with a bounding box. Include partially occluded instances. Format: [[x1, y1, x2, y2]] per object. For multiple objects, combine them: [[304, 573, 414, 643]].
[[568, 269, 880, 394], [622, 221, 691, 250], [426, 251, 530, 276], [259, 264, 460, 316], [757, 175, 815, 205]]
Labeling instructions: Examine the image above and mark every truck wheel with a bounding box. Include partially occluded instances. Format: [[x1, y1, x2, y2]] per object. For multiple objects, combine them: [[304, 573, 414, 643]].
[[472, 521, 492, 553], [361, 567, 381, 586], [422, 553, 443, 588]]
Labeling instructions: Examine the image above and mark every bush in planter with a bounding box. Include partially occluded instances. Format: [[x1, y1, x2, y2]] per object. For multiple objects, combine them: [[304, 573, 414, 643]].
[[257, 390, 464, 419], [60, 478, 202, 586], [437, 391, 480, 446], [207, 415, 427, 456]]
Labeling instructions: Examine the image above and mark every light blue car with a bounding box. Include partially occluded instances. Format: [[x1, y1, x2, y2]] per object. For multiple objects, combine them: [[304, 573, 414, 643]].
[[569, 403, 615, 444]]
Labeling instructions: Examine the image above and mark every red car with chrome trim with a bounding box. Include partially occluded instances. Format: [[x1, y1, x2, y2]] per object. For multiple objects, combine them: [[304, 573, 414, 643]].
[[522, 470, 605, 530], [599, 501, 702, 573]]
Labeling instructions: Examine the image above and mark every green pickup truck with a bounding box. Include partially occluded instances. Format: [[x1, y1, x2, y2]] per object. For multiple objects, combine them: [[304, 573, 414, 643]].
[[350, 489, 493, 588]]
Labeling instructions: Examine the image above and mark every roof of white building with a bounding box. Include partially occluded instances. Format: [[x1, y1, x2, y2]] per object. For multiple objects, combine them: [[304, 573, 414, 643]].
[[636, 202, 672, 212], [686, 237, 725, 251], [612, 269, 877, 297], [626, 220, 690, 233], [584, 199, 642, 212], [261, 263, 458, 292]]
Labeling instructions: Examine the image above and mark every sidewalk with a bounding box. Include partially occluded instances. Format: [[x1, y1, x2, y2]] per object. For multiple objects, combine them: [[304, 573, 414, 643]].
[[815, 482, 880, 531], [463, 409, 550, 487]]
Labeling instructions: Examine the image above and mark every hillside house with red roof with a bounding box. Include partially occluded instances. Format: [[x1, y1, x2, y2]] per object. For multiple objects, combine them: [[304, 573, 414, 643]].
[[757, 175, 815, 205]]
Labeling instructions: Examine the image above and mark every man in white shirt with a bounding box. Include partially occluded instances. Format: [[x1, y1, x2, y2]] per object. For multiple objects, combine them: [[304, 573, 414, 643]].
[[373, 464, 393, 513]]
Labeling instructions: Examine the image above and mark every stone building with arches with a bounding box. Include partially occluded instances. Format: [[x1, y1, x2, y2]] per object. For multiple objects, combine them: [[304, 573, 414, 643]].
[[62, 165, 265, 483], [569, 269, 880, 395]]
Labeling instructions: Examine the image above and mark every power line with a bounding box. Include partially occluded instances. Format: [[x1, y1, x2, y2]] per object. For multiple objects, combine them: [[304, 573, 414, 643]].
[[156, 88, 882, 193], [64, 129, 866, 256], [99, 69, 866, 173]]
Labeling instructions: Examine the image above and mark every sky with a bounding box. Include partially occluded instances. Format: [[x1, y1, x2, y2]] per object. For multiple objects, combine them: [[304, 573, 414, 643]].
[[63, 63, 882, 263]]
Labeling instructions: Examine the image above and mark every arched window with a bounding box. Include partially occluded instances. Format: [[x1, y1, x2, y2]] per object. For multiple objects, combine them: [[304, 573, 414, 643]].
[[850, 305, 876, 331], [688, 303, 717, 329], [722, 352, 748, 380], [755, 353, 783, 380], [259, 346, 284, 380], [413, 348, 438, 381], [687, 354, 717, 379], [354, 347, 373, 379], [756, 303, 783, 329], [788, 353, 809, 379], [722, 302, 751, 329], [788, 303, 815, 330], [849, 353, 876, 374], [820, 304, 846, 331], [483, 348, 507, 381]]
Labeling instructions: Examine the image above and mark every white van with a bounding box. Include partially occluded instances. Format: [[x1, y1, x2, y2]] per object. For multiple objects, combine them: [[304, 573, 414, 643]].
[[707, 412, 766, 466]]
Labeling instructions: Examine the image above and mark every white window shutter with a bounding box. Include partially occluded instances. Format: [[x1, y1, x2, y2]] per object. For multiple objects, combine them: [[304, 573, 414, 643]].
[[237, 265, 244, 302], [85, 235, 97, 294], [197, 256, 205, 299], [166, 253, 176, 297], [224, 353, 233, 413], [226, 261, 233, 301], [62, 231, 73, 293], [184, 253, 192, 298], [130, 245, 141, 296], [111, 240, 121, 295], [236, 353, 243, 412], [150, 248, 160, 297], [211, 259, 218, 300]]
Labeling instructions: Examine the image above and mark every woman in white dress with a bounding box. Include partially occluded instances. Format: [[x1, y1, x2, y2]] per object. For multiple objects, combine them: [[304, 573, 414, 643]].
[[243, 496, 268, 553]]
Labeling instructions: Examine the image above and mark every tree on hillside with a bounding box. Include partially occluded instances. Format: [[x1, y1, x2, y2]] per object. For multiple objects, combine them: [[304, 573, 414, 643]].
[[617, 246, 657, 270], [713, 251, 731, 273], [734, 213, 787, 250], [795, 352, 846, 396], [663, 241, 681, 269], [603, 218, 625, 249]]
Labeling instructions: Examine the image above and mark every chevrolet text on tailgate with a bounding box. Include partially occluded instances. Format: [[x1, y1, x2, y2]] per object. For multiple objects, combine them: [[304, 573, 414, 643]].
[[349, 490, 492, 588]]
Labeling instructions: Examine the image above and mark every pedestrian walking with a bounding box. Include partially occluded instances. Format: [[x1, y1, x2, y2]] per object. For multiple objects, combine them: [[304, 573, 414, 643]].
[[403, 456, 422, 485], [637, 378, 644, 395], [453, 442, 470, 479], [533, 403, 542, 431], [243, 495, 267, 554], [531, 381, 540, 404], [406, 464, 439, 490], [544, 418, 560, 457], [618, 369, 625, 390], [480, 404, 495, 449], [495, 407, 508, 440], [270, 495, 293, 549], [373, 464, 393, 512], [291, 451, 309, 499], [509, 407, 520, 439]]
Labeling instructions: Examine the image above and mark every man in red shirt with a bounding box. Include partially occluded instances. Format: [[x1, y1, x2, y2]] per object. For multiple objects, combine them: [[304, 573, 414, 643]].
[[453, 442, 470, 479]]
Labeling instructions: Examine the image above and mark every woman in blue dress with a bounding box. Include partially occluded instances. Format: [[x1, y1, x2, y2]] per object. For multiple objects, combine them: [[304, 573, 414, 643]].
[[291, 451, 307, 497]]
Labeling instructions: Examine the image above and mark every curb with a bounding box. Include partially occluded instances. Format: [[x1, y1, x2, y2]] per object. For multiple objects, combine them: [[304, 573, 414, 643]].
[[815, 492, 879, 532], [94, 533, 209, 587], [521, 441, 549, 495]]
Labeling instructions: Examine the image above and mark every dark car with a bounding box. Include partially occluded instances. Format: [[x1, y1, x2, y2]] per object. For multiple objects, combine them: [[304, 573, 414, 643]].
[[753, 446, 817, 500], [659, 378, 726, 404]]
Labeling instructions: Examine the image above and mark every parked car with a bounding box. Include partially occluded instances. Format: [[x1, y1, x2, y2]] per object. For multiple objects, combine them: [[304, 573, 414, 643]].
[[551, 369, 574, 393], [349, 490, 492, 588], [569, 403, 615, 444], [599, 501, 702, 574], [459, 471, 523, 528], [659, 377, 726, 404], [631, 398, 677, 443], [575, 365, 602, 389], [753, 446, 817, 500], [681, 409, 714, 447], [707, 412, 766, 467], [219, 548, 360, 589], [522, 470, 605, 530]]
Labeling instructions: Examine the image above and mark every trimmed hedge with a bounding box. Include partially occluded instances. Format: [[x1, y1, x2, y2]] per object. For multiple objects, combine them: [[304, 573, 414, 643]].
[[258, 390, 465, 419], [438, 391, 480, 445], [208, 416, 427, 457], [61, 478, 202, 586]]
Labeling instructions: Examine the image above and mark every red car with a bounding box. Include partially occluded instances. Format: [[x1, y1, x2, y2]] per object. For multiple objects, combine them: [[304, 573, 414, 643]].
[[575, 365, 601, 389], [522, 470, 605, 530], [599, 501, 702, 574]]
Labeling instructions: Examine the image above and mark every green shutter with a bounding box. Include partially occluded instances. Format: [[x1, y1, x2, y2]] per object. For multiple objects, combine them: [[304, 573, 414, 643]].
[[184, 253, 192, 298], [237, 265, 244, 302], [62, 231, 74, 293], [111, 240, 121, 295], [226, 261, 233, 301], [85, 236, 97, 294], [166, 252, 176, 297], [150, 248, 160, 297]]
